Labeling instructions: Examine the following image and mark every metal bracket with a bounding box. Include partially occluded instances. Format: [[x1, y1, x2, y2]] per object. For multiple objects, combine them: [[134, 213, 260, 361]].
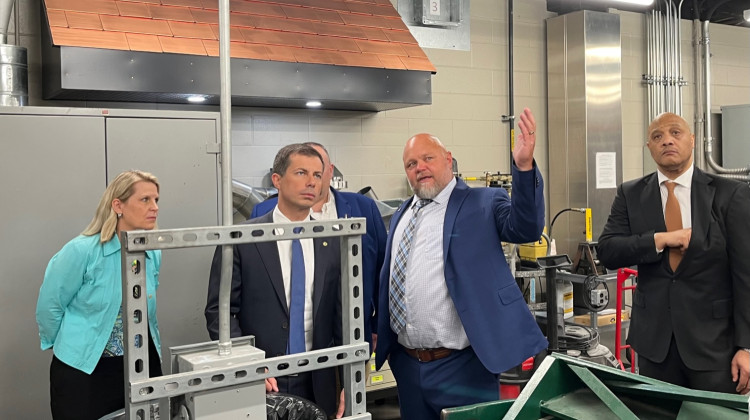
[[120, 219, 370, 419]]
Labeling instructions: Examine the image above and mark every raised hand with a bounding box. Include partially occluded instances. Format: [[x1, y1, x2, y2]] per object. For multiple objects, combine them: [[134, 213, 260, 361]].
[[514, 107, 537, 171]]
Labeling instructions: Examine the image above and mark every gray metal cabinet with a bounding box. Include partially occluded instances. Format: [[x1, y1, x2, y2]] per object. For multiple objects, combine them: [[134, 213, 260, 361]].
[[0, 107, 220, 420]]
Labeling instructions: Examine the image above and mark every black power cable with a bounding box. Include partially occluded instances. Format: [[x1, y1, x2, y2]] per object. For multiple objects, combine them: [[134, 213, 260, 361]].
[[548, 208, 587, 242]]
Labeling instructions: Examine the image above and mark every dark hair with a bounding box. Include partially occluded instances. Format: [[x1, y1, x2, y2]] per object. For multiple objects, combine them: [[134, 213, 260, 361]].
[[272, 144, 324, 176]]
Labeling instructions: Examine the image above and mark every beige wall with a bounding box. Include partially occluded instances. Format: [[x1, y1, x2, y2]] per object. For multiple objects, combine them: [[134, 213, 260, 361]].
[[9, 0, 750, 198]]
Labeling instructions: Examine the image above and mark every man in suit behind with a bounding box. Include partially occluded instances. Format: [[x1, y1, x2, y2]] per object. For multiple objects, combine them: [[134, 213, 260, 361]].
[[598, 112, 750, 394], [375, 108, 548, 419], [251, 142, 387, 352], [205, 143, 343, 415]]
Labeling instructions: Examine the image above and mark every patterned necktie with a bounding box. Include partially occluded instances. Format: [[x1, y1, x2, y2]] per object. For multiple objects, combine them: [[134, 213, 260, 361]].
[[664, 181, 683, 271], [389, 198, 432, 334], [288, 233, 306, 354]]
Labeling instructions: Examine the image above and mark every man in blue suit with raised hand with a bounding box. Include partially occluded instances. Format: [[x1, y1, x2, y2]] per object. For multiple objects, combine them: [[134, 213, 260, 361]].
[[375, 108, 548, 419], [252, 142, 387, 352]]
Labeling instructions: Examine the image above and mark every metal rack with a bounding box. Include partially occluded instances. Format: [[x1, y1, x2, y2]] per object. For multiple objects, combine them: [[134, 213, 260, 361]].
[[120, 219, 372, 420]]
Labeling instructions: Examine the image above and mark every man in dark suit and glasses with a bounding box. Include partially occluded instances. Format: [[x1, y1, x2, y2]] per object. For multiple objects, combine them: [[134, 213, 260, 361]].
[[598, 112, 750, 394], [205, 143, 343, 415]]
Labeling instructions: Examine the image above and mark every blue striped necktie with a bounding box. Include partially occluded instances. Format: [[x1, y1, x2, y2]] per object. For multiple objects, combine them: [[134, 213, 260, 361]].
[[389, 198, 432, 334], [288, 233, 306, 354]]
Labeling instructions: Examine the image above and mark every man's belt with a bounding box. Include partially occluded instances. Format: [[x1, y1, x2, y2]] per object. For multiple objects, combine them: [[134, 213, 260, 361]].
[[403, 347, 453, 362]]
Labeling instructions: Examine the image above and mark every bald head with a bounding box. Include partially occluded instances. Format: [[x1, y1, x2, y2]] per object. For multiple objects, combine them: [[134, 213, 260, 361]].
[[402, 133, 454, 199], [646, 112, 695, 178]]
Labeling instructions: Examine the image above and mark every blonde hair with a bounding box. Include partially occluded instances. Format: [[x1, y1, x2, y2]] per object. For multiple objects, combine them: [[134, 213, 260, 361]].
[[82, 170, 160, 242]]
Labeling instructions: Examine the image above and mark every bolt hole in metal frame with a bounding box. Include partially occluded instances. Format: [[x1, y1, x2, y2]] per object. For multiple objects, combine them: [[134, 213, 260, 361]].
[[120, 219, 372, 420]]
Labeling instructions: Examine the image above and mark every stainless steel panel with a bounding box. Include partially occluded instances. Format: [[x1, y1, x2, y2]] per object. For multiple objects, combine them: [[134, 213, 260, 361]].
[[547, 11, 623, 257]]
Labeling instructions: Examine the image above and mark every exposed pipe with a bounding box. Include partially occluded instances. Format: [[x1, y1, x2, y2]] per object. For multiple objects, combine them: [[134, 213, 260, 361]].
[[677, 0, 685, 114], [0, 0, 13, 44], [693, 19, 704, 169], [218, 0, 234, 355], [701, 20, 750, 175], [507, 0, 514, 170]]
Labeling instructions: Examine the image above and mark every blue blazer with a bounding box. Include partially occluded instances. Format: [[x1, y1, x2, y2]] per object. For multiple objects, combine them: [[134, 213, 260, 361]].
[[251, 188, 387, 349], [375, 166, 548, 374]]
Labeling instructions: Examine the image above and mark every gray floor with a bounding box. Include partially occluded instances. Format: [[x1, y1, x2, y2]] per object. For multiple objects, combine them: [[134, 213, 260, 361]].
[[367, 396, 401, 420]]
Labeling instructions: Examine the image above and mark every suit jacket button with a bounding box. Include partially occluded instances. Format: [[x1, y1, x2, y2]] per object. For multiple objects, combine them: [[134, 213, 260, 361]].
[[282, 321, 289, 329]]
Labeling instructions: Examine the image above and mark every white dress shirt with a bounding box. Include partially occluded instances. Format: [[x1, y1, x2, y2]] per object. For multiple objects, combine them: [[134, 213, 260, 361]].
[[390, 177, 470, 350], [655, 165, 693, 253], [273, 206, 316, 351], [311, 188, 338, 220]]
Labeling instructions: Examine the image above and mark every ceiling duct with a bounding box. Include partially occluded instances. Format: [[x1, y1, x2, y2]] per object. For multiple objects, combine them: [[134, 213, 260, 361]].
[[40, 0, 436, 111], [1, 0, 28, 106]]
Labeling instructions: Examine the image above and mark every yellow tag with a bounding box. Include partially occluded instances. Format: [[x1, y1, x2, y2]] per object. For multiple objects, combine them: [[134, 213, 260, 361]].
[[370, 363, 375, 372], [371, 375, 384, 384]]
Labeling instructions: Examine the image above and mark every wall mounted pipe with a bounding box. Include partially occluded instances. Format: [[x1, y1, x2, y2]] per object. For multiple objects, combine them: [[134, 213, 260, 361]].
[[0, 0, 13, 44], [701, 20, 750, 175], [507, 0, 515, 170], [217, 0, 235, 355], [692, 20, 704, 169]]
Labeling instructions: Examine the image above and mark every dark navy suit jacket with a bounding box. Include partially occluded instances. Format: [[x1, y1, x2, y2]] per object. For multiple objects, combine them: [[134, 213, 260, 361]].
[[375, 165, 548, 375], [205, 212, 342, 414], [251, 188, 387, 350]]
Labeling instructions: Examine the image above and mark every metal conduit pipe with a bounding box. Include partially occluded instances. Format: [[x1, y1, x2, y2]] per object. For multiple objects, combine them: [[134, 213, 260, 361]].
[[692, 19, 704, 169], [677, 0, 685, 114], [0, 0, 12, 44], [701, 20, 750, 175], [217, 0, 234, 355], [13, 0, 17, 45], [507, 0, 514, 170], [646, 13, 652, 120], [669, 1, 674, 111]]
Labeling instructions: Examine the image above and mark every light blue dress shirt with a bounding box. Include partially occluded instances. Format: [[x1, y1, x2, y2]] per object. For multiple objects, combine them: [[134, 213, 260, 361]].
[[36, 233, 161, 374]]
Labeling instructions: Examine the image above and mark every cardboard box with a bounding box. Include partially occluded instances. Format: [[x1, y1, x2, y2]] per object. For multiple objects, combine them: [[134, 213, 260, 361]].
[[573, 309, 629, 327]]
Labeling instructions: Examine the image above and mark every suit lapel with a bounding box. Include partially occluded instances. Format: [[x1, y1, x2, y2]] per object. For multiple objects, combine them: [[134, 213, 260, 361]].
[[311, 236, 338, 321], [682, 168, 714, 272], [257, 242, 288, 313], [444, 179, 470, 257], [641, 173, 666, 234], [332, 188, 351, 218], [251, 212, 289, 313]]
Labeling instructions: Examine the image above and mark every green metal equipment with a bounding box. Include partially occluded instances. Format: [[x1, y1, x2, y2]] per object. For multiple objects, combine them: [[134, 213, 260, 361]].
[[442, 353, 749, 420]]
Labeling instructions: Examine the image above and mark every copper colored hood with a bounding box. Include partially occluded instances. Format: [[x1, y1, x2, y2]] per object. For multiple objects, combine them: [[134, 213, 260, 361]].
[[41, 0, 436, 111]]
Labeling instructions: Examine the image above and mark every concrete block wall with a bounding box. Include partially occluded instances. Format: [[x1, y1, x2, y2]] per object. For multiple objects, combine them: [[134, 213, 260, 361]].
[[7, 0, 750, 198]]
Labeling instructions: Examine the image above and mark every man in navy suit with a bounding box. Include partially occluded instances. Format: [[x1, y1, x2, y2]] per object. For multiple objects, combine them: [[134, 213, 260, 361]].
[[598, 112, 750, 394], [375, 108, 548, 419], [205, 144, 343, 415], [252, 142, 387, 352]]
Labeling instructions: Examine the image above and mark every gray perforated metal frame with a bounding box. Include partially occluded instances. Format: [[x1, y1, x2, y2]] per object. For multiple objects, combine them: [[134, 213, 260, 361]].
[[120, 219, 371, 420]]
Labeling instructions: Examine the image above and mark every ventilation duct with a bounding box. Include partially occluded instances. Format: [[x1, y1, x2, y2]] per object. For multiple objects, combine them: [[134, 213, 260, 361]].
[[39, 0, 435, 111], [0, 0, 27, 106]]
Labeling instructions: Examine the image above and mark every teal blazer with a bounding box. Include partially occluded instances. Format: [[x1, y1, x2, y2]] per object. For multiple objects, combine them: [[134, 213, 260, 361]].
[[37, 234, 161, 374]]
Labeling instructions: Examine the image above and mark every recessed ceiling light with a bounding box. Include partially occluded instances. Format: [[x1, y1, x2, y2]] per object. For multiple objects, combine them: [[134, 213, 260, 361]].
[[306, 100, 322, 108], [744, 9, 750, 22], [187, 95, 206, 103]]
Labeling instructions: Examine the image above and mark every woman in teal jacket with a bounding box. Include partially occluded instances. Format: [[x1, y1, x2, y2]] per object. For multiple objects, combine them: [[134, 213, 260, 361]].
[[36, 170, 162, 420]]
